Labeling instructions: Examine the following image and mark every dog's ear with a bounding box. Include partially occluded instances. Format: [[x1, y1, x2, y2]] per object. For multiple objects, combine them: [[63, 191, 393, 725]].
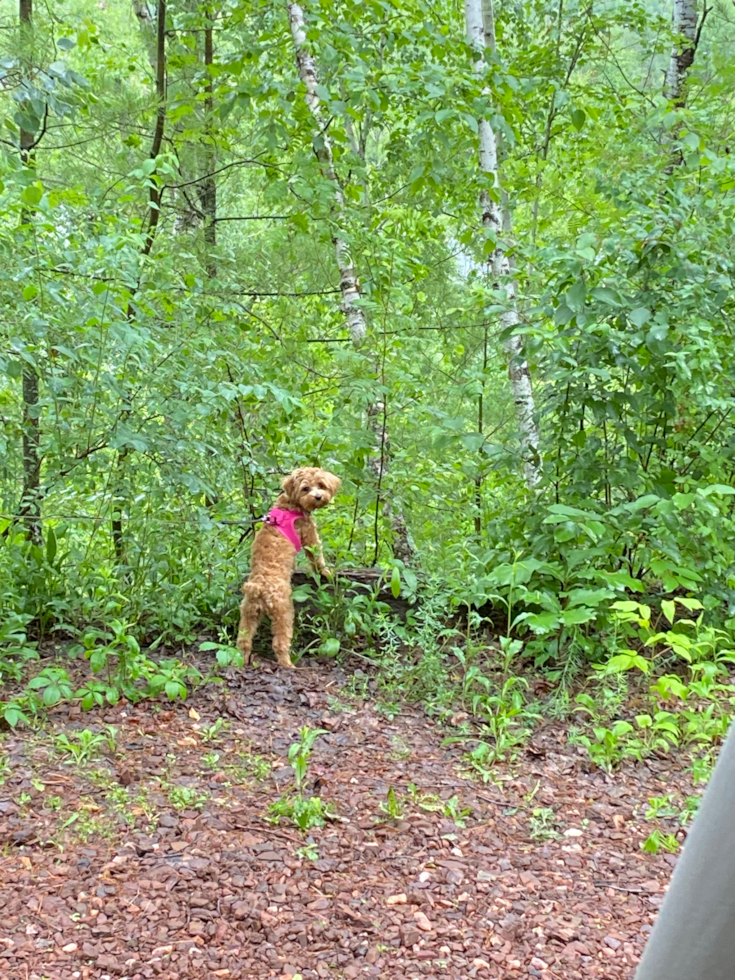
[[324, 472, 341, 495], [281, 470, 302, 500]]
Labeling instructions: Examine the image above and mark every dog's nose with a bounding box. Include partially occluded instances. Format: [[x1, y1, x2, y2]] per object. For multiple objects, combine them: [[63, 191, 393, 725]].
[[315, 494, 323, 501]]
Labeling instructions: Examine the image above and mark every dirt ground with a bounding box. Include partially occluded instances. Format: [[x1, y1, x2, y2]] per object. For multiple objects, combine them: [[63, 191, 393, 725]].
[[0, 662, 694, 980]]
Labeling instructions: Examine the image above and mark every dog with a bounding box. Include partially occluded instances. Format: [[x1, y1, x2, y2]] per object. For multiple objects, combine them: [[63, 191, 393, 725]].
[[236, 467, 341, 668]]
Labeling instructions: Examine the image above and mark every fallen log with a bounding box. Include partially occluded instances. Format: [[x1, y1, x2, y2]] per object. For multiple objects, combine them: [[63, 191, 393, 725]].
[[292, 567, 413, 620], [234, 567, 413, 620]]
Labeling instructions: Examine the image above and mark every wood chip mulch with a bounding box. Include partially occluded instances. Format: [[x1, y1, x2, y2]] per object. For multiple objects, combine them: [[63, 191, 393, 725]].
[[0, 664, 695, 980]]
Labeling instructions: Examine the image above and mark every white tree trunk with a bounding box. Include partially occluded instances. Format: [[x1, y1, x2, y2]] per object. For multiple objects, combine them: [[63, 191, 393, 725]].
[[286, 1, 367, 346], [287, 1, 412, 561], [465, 0, 541, 489], [664, 0, 698, 106]]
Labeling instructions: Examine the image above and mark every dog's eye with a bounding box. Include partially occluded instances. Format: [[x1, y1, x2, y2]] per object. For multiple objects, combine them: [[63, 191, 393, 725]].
[[316, 483, 325, 490], [301, 486, 310, 493]]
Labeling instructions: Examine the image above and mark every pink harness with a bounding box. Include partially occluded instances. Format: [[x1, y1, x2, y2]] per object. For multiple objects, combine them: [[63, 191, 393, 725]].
[[265, 508, 304, 553]]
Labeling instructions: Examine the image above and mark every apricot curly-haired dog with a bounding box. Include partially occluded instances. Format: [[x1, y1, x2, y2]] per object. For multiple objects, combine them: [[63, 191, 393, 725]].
[[237, 467, 341, 668]]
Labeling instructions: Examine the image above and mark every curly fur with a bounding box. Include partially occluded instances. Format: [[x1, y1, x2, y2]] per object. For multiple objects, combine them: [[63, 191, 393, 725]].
[[237, 467, 341, 668]]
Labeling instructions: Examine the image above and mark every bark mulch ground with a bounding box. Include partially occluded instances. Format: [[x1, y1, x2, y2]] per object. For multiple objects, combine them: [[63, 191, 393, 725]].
[[0, 663, 694, 980]]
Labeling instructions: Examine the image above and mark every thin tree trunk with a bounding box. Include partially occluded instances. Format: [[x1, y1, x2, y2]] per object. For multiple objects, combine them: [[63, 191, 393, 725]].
[[115, 0, 166, 564], [664, 0, 699, 107], [111, 447, 129, 566], [286, 1, 367, 346], [18, 0, 41, 544], [141, 0, 166, 257], [474, 324, 488, 536], [465, 0, 541, 489], [287, 1, 412, 562], [201, 15, 217, 278]]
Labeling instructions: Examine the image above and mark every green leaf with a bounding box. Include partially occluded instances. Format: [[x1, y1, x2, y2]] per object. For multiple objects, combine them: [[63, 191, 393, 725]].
[[566, 279, 586, 313], [4, 706, 26, 727], [604, 653, 649, 673], [43, 684, 61, 705], [629, 307, 650, 328], [391, 566, 401, 598], [698, 484, 735, 497], [46, 526, 57, 563], [318, 638, 340, 657], [23, 284, 39, 301], [661, 600, 676, 626], [561, 606, 596, 626], [591, 286, 622, 306], [21, 184, 43, 206], [571, 108, 586, 130], [165, 680, 184, 700]]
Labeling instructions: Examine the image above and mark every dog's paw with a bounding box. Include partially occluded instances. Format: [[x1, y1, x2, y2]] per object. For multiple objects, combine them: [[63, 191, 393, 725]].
[[236, 637, 252, 665], [320, 566, 333, 579]]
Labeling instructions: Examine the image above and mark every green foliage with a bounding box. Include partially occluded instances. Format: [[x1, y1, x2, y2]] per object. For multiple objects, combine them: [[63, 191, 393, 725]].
[[199, 717, 228, 744], [1, 0, 735, 751], [268, 727, 333, 831], [168, 785, 210, 811], [528, 807, 561, 841], [268, 793, 333, 831], [379, 785, 404, 822], [55, 727, 112, 765]]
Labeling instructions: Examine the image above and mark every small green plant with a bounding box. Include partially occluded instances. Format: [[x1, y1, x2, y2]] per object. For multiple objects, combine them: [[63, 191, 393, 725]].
[[605, 598, 735, 675], [267, 727, 333, 831], [70, 621, 146, 701], [201, 751, 221, 770], [642, 829, 680, 855], [288, 727, 325, 794], [0, 754, 11, 784], [199, 640, 245, 668], [0, 612, 38, 681], [46, 795, 63, 811], [200, 718, 228, 744], [572, 705, 683, 773], [168, 785, 210, 811], [680, 795, 701, 826], [104, 783, 136, 824], [570, 721, 640, 773], [443, 795, 472, 827], [379, 785, 404, 821], [529, 806, 561, 840], [405, 784, 471, 826], [26, 666, 74, 706], [60, 806, 114, 843], [269, 794, 332, 831], [56, 729, 109, 765], [146, 659, 202, 701], [645, 795, 678, 820], [227, 751, 271, 782], [296, 841, 319, 861]]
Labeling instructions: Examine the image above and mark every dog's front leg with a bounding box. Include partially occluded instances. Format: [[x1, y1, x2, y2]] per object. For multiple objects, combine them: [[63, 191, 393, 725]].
[[300, 521, 331, 578]]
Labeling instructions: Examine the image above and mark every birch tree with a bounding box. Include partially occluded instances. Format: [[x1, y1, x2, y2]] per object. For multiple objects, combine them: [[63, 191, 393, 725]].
[[286, 1, 366, 346], [464, 0, 541, 489], [18, 0, 42, 543], [664, 0, 702, 107], [286, 1, 413, 562]]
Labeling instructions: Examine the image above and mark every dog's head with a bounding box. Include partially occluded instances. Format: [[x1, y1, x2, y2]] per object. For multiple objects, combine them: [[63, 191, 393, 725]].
[[281, 467, 341, 512]]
